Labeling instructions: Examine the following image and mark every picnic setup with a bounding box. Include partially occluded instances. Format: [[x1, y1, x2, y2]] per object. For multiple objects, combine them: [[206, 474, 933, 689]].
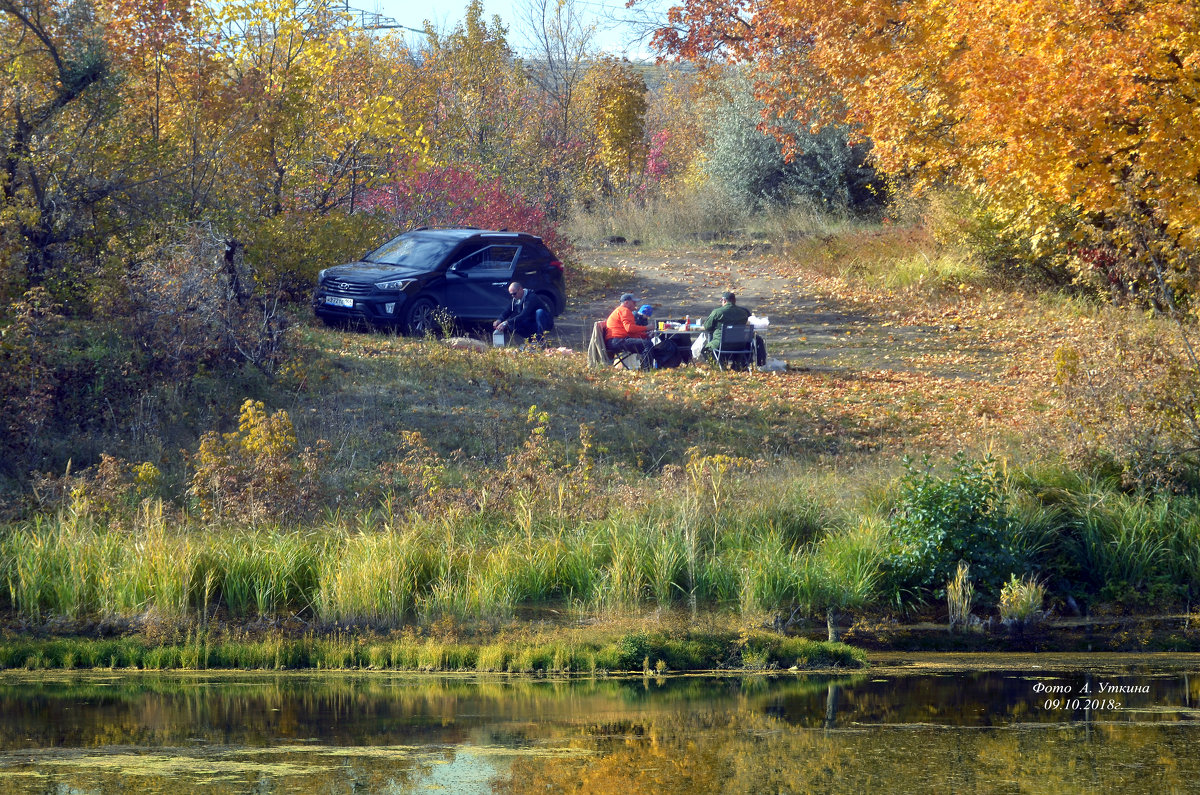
[[586, 291, 770, 371]]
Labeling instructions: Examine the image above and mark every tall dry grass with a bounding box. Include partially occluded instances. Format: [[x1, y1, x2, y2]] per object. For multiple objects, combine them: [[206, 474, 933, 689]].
[[565, 188, 865, 248]]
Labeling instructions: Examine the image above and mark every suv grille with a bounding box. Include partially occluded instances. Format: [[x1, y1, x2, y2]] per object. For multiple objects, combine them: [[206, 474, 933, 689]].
[[324, 281, 373, 296]]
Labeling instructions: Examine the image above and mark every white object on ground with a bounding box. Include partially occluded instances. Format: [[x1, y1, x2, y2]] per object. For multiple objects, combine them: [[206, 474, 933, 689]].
[[444, 337, 489, 353]]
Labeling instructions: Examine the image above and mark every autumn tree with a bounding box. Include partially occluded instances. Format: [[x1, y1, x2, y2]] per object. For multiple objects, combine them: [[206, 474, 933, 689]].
[[104, 0, 194, 146], [0, 0, 117, 296], [520, 0, 595, 142], [202, 0, 424, 222], [518, 0, 597, 214], [357, 162, 569, 255], [654, 0, 1200, 294], [641, 66, 710, 196], [422, 1, 540, 188], [580, 57, 649, 196]]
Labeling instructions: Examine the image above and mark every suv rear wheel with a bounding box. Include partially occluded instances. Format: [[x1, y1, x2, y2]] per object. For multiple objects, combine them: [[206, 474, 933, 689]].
[[536, 290, 562, 316]]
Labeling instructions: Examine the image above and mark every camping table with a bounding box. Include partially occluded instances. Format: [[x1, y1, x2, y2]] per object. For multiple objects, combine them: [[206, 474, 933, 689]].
[[649, 324, 768, 365]]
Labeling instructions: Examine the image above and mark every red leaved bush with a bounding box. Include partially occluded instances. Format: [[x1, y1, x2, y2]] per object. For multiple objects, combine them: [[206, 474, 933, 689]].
[[358, 162, 572, 259]]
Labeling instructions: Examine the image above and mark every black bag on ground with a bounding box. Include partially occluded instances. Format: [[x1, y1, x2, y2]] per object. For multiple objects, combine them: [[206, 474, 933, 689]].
[[651, 336, 683, 368]]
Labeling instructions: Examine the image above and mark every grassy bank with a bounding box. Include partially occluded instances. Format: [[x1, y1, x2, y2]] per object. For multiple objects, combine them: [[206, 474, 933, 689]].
[[0, 627, 866, 673], [6, 218, 1200, 661], [0, 462, 874, 626]]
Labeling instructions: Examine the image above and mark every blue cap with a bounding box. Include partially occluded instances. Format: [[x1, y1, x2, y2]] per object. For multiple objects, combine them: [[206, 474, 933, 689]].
[[638, 304, 653, 316]]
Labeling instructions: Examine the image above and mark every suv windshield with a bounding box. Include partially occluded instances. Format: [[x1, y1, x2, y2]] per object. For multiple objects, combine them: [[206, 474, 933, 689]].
[[363, 235, 456, 266]]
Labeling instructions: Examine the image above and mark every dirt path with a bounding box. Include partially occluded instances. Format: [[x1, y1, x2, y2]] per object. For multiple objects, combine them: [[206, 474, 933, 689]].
[[546, 243, 1069, 455], [555, 244, 943, 374], [553, 242, 1060, 396], [558, 245, 826, 355]]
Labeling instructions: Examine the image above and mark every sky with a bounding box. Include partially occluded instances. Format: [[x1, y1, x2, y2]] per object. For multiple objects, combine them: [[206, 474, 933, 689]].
[[353, 0, 671, 60]]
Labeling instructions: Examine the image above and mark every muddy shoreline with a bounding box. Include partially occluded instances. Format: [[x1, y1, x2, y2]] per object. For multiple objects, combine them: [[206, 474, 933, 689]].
[[813, 613, 1200, 654]]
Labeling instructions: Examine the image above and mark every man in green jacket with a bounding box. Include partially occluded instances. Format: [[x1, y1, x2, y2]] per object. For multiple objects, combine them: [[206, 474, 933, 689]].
[[702, 291, 752, 352]]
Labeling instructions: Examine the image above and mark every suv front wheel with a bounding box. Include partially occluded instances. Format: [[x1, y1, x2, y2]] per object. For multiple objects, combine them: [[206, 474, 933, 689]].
[[404, 295, 439, 336]]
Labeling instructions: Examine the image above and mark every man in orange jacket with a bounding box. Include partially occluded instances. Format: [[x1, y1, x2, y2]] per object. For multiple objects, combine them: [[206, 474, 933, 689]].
[[605, 293, 653, 368]]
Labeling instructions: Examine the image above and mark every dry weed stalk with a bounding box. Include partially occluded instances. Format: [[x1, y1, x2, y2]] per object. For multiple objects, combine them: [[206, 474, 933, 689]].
[[946, 560, 974, 631]]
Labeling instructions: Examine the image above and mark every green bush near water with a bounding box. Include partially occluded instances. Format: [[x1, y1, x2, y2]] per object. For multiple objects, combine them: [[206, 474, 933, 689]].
[[876, 459, 1200, 612], [887, 455, 1025, 602]]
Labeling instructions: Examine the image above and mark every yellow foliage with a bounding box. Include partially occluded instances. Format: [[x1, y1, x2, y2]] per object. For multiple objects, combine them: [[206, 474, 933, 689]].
[[581, 57, 649, 195], [421, 0, 539, 183], [190, 0, 427, 214], [998, 573, 1046, 625], [132, 462, 162, 497], [189, 399, 325, 522], [685, 448, 759, 512]]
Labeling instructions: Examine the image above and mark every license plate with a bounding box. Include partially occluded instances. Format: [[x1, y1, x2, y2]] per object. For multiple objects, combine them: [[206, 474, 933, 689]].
[[324, 296, 354, 308]]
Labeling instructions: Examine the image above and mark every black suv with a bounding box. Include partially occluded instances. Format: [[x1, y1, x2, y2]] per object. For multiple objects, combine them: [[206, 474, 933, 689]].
[[313, 228, 566, 334]]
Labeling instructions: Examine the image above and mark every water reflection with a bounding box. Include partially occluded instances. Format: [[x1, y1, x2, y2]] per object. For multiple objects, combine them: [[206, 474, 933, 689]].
[[0, 658, 1198, 793]]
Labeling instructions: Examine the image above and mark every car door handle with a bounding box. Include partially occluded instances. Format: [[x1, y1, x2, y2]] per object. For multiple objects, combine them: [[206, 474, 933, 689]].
[[492, 281, 509, 286]]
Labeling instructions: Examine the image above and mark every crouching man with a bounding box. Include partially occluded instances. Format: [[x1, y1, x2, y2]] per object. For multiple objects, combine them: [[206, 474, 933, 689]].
[[494, 282, 553, 341]]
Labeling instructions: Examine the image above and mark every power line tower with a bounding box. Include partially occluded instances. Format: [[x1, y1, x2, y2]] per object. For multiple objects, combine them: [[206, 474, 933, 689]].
[[319, 0, 423, 32]]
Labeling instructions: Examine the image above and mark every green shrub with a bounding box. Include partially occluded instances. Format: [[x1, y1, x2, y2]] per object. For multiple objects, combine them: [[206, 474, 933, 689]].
[[242, 210, 390, 301], [703, 70, 882, 213], [887, 455, 1023, 602], [1065, 493, 1178, 607], [610, 631, 651, 670]]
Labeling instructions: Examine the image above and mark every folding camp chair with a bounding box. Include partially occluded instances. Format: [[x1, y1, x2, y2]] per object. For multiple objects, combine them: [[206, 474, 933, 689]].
[[711, 324, 756, 370], [587, 321, 611, 367], [587, 320, 640, 369]]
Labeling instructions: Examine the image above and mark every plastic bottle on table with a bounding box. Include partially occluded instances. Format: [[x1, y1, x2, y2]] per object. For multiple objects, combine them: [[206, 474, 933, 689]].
[[683, 314, 689, 330]]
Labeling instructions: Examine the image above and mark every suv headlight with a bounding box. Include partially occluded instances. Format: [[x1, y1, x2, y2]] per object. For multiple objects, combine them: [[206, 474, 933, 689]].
[[375, 278, 415, 292]]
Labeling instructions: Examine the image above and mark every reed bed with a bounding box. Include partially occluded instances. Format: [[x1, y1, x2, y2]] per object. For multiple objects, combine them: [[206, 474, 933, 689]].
[[6, 462, 1200, 631], [0, 515, 839, 625], [0, 469, 866, 626]]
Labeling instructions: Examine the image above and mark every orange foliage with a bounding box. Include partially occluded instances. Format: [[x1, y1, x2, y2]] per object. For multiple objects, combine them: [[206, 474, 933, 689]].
[[655, 0, 1200, 259]]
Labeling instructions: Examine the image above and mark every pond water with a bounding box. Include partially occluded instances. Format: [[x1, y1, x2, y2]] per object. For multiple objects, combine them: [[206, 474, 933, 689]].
[[2, 653, 1200, 793]]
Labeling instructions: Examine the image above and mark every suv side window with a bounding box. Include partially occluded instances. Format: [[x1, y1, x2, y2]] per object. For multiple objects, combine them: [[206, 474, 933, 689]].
[[456, 244, 519, 276]]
